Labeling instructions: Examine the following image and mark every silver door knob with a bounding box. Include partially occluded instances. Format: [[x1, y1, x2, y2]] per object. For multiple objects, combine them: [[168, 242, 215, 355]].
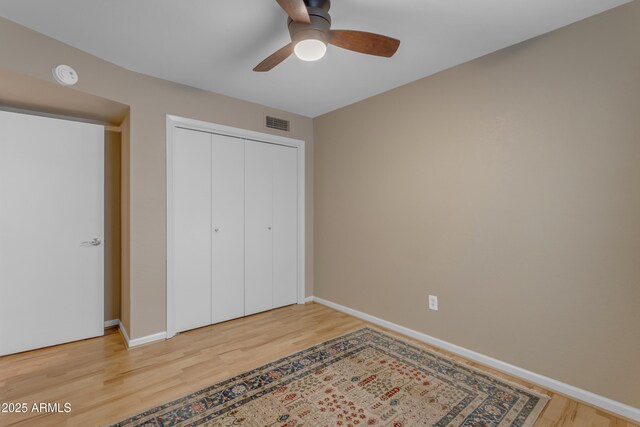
[[82, 238, 102, 246], [268, 226, 272, 230], [214, 228, 219, 232]]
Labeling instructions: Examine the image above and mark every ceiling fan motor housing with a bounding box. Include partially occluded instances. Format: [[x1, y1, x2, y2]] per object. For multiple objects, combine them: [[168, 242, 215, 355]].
[[288, 3, 331, 45]]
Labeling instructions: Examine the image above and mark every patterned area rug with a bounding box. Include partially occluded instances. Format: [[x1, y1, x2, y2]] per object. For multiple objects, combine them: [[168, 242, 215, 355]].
[[112, 328, 549, 426]]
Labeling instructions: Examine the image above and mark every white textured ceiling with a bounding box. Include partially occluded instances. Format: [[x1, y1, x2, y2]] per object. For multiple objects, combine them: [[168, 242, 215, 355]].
[[0, 0, 630, 117]]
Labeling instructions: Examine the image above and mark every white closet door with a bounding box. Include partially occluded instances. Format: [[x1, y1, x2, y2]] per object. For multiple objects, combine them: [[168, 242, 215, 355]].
[[0, 110, 103, 356], [272, 145, 299, 308], [244, 140, 274, 315], [172, 128, 212, 333], [211, 134, 245, 323]]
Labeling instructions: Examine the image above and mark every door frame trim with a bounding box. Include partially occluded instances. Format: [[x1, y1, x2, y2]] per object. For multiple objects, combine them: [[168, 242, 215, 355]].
[[166, 115, 306, 338]]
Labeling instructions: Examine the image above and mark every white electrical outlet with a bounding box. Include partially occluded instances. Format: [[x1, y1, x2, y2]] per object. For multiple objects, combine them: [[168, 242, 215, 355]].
[[428, 295, 438, 311]]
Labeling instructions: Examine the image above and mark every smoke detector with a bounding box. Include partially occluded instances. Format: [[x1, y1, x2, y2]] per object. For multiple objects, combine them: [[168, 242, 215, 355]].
[[52, 64, 79, 86]]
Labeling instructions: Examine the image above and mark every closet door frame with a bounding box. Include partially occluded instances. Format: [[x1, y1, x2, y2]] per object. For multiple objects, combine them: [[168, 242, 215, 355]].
[[166, 115, 306, 339]]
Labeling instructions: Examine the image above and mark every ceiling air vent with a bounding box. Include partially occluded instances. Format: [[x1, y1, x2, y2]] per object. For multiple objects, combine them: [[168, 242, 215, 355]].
[[266, 115, 290, 132]]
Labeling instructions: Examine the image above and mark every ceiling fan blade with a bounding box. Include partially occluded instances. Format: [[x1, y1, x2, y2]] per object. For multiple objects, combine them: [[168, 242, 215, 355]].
[[275, 0, 311, 24], [329, 30, 400, 58], [253, 43, 294, 72]]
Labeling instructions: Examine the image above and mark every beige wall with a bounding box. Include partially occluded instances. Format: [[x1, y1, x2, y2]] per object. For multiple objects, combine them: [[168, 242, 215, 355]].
[[314, 1, 640, 408], [0, 17, 315, 339], [120, 114, 131, 334], [0, 69, 128, 124], [104, 130, 121, 322]]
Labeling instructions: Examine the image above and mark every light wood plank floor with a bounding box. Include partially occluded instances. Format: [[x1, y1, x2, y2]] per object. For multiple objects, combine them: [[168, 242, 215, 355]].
[[0, 303, 636, 426]]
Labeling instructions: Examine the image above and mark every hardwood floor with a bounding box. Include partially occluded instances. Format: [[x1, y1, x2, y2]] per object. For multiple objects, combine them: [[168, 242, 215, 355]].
[[0, 302, 636, 427]]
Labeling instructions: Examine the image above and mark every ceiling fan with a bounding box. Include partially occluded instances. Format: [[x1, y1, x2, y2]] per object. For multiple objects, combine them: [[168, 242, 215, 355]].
[[253, 0, 400, 72]]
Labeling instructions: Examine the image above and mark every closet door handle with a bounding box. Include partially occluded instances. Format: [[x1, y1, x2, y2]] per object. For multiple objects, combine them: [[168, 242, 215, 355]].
[[214, 228, 219, 233], [267, 226, 272, 230]]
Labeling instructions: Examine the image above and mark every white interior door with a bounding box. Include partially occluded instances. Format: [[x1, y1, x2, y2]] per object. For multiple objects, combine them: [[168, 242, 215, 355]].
[[211, 134, 245, 323], [273, 145, 299, 308], [172, 127, 212, 333], [0, 110, 104, 356], [244, 140, 274, 315]]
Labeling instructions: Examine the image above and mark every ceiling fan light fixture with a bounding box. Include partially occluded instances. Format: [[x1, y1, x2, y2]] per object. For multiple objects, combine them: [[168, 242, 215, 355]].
[[294, 39, 327, 61]]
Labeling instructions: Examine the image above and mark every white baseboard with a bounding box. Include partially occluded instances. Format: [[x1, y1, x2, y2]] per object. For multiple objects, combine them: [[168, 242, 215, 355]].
[[303, 296, 314, 304], [104, 319, 120, 328], [113, 320, 166, 349], [127, 331, 167, 348], [311, 296, 640, 423]]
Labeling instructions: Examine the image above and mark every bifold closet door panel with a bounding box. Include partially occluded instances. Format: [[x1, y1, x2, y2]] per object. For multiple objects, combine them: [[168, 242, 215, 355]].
[[172, 128, 212, 333], [0, 110, 103, 356], [244, 140, 274, 315], [211, 135, 245, 323], [272, 145, 299, 308]]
